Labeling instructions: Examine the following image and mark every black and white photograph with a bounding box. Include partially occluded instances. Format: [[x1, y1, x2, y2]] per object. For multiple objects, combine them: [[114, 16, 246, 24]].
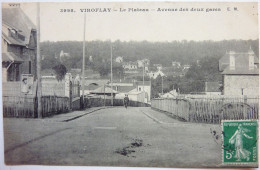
[[0, 1, 259, 169]]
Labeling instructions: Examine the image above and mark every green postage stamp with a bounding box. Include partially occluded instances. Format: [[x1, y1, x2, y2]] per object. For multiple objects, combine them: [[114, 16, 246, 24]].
[[222, 120, 258, 164]]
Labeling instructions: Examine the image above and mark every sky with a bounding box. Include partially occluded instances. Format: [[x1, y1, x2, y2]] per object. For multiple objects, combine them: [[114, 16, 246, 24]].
[[2, 2, 259, 42]]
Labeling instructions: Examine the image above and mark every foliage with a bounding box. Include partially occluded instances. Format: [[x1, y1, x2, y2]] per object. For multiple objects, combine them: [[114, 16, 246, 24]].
[[52, 64, 67, 81], [41, 39, 259, 71], [151, 56, 223, 97], [40, 39, 258, 95]]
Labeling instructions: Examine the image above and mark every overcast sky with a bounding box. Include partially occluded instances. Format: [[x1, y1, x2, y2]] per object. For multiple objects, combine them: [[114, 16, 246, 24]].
[[3, 2, 259, 42]]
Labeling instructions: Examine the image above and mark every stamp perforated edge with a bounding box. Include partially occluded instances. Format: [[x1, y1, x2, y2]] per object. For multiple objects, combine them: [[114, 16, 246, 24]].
[[221, 119, 259, 165]]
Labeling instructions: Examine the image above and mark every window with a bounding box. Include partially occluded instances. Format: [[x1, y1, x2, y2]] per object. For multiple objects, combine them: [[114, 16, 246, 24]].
[[139, 87, 141, 91]]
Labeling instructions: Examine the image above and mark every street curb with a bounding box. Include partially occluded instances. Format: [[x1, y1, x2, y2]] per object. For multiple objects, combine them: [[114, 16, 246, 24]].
[[151, 107, 187, 122], [61, 107, 107, 122]]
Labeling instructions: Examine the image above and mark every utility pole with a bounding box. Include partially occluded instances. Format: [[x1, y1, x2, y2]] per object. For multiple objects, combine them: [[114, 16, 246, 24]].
[[143, 61, 145, 91], [110, 41, 113, 106], [36, 2, 42, 118], [142, 61, 145, 103], [104, 84, 106, 106], [82, 13, 86, 105]]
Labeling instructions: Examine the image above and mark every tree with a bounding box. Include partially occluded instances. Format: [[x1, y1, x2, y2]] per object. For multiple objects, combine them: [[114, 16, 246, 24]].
[[52, 64, 67, 81]]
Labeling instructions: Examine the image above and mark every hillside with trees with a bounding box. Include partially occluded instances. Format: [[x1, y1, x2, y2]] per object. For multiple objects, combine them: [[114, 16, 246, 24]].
[[40, 39, 258, 95], [41, 39, 259, 71]]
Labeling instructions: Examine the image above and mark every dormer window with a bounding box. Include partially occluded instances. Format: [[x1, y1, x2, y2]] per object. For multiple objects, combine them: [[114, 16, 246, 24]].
[[9, 29, 17, 38]]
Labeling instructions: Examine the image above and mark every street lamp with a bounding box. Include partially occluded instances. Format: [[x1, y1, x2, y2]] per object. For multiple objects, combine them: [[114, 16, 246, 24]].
[[36, 2, 42, 118], [82, 12, 86, 106], [143, 61, 145, 92]]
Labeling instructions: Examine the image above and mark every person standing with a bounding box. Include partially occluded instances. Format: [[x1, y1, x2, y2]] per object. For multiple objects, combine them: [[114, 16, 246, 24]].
[[124, 94, 129, 109]]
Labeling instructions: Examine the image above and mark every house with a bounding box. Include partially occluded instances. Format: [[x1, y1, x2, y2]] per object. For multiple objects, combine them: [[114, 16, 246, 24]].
[[135, 81, 151, 103], [115, 56, 123, 63], [149, 70, 165, 79], [111, 80, 150, 103], [137, 59, 150, 67], [172, 61, 181, 68], [153, 64, 162, 70], [60, 50, 70, 58], [80, 79, 109, 96], [127, 90, 146, 103], [2, 7, 37, 82], [90, 86, 118, 98], [183, 64, 191, 70], [219, 48, 259, 96], [122, 61, 138, 70], [205, 81, 222, 95]]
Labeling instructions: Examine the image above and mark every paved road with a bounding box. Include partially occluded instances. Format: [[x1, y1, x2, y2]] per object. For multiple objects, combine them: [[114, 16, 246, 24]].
[[4, 107, 222, 167]]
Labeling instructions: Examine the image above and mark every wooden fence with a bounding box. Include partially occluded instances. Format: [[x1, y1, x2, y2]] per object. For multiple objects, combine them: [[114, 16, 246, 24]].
[[151, 97, 259, 124], [3, 96, 37, 118], [2, 81, 72, 118], [41, 96, 70, 117]]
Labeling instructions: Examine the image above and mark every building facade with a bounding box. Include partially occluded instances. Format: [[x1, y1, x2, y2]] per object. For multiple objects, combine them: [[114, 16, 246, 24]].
[[2, 8, 37, 82], [220, 48, 259, 96]]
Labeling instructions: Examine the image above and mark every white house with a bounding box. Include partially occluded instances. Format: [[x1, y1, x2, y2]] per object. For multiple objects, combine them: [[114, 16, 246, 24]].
[[122, 61, 138, 70], [115, 56, 123, 63], [183, 64, 191, 70], [60, 50, 70, 58], [149, 70, 165, 79], [137, 59, 150, 67], [135, 81, 151, 103], [153, 64, 162, 70], [172, 61, 181, 68]]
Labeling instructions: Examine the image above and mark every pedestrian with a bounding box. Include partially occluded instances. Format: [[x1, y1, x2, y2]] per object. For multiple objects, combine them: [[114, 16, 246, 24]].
[[123, 94, 129, 109]]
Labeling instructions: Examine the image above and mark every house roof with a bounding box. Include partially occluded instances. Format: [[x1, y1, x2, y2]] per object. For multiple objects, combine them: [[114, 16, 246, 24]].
[[2, 8, 36, 45], [205, 82, 221, 92], [2, 32, 26, 46], [222, 66, 259, 75], [90, 86, 117, 94], [219, 52, 259, 71], [2, 52, 24, 63], [84, 79, 109, 86], [116, 86, 136, 93]]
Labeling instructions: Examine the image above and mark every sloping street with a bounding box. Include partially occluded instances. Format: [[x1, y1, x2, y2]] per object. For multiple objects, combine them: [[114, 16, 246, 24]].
[[4, 107, 222, 167]]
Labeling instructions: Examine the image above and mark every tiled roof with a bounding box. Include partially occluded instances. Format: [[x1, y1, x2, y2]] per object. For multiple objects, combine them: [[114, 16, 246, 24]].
[[2, 8, 36, 45]]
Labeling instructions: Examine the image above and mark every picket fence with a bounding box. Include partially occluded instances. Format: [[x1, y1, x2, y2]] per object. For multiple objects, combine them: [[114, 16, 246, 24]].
[[151, 97, 259, 124]]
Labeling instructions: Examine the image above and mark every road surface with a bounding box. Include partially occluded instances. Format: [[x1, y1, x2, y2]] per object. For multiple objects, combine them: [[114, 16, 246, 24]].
[[4, 107, 222, 167]]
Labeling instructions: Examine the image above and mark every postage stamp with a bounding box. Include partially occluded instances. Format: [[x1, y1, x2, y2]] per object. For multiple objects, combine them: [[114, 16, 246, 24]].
[[222, 120, 258, 164]]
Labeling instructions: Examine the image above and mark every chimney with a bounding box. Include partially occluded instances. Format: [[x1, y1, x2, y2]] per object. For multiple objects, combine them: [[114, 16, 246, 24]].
[[229, 51, 235, 70], [248, 46, 255, 70]]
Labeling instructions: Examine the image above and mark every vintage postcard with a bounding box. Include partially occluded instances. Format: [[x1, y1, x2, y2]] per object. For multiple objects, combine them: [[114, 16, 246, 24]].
[[1, 1, 259, 169]]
